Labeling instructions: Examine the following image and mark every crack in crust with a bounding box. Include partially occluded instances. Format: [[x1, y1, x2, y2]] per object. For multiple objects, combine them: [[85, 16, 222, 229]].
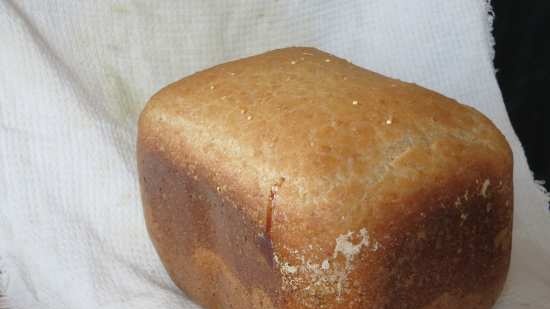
[[266, 177, 286, 240]]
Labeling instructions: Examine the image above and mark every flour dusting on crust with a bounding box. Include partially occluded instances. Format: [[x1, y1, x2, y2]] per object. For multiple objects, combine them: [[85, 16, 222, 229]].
[[274, 228, 379, 307]]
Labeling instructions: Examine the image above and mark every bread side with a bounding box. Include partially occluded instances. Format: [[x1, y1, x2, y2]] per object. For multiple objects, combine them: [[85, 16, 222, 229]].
[[138, 47, 513, 308]]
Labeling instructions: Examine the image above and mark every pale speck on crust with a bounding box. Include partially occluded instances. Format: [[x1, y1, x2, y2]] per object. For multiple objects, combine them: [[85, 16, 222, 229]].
[[334, 228, 370, 259], [283, 264, 298, 274], [247, 115, 253, 120], [352, 100, 358, 105], [325, 58, 331, 63], [385, 118, 393, 125], [210, 85, 215, 90], [291, 60, 297, 65], [481, 179, 491, 197], [454, 197, 461, 207]]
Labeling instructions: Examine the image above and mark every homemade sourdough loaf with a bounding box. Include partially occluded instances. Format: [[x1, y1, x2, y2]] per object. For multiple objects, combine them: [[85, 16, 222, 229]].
[[137, 47, 513, 309]]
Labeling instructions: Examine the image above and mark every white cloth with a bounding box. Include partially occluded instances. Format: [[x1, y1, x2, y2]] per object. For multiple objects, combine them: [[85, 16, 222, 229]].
[[1, 1, 548, 308]]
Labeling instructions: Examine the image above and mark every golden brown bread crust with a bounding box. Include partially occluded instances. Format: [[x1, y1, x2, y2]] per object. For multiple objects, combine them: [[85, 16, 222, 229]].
[[137, 47, 513, 308]]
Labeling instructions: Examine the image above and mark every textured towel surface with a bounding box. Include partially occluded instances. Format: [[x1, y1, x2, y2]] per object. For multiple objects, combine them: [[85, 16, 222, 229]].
[[0, 1, 548, 308]]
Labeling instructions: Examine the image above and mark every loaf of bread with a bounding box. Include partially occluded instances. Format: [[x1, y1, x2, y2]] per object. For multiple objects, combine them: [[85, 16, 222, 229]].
[[137, 47, 513, 309]]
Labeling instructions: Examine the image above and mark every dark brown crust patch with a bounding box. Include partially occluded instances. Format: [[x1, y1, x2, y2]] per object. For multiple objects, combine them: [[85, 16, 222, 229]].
[[138, 141, 283, 308]]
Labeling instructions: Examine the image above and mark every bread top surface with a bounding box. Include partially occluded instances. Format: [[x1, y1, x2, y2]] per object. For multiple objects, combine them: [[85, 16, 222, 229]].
[[139, 46, 512, 252]]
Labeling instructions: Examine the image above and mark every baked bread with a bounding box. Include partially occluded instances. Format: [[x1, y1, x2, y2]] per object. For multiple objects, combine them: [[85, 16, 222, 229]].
[[137, 47, 513, 309]]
